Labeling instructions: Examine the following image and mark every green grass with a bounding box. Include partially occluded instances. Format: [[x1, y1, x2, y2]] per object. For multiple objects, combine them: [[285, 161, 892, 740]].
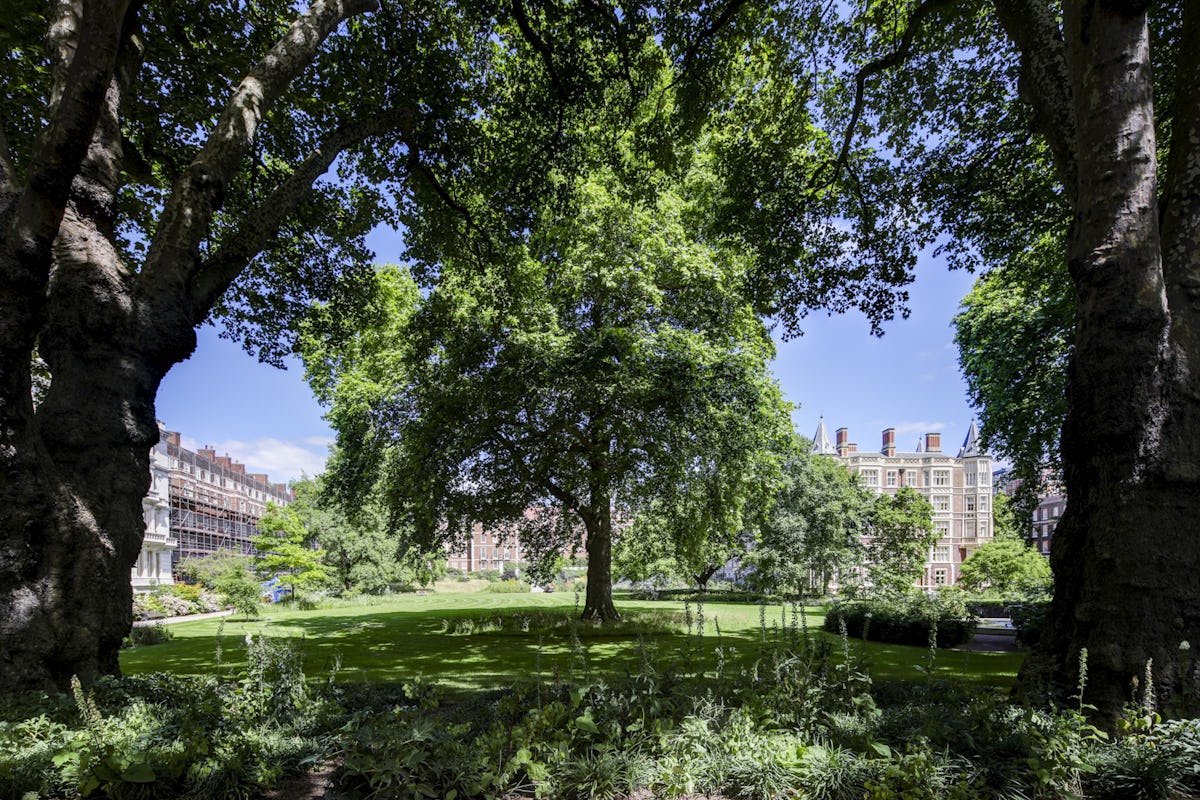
[[120, 591, 1025, 696]]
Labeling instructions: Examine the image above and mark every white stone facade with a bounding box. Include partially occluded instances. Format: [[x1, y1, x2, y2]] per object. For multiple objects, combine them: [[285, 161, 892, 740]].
[[131, 436, 176, 591], [813, 419, 993, 589]]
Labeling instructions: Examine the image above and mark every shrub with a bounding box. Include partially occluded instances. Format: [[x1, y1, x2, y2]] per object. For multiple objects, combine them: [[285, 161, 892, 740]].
[[125, 624, 174, 648], [824, 592, 976, 648], [170, 583, 204, 603], [1010, 600, 1050, 647], [216, 568, 262, 619], [483, 579, 531, 593]]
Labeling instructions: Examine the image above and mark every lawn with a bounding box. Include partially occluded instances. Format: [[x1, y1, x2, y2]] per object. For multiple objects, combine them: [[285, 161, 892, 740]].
[[120, 590, 1025, 695]]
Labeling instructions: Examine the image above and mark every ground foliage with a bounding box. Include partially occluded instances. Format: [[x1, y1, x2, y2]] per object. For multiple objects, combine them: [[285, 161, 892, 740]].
[[6, 619, 1200, 799]]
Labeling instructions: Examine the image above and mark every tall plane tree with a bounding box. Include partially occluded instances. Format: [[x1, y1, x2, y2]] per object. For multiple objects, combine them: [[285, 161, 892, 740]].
[[305, 174, 793, 621], [818, 0, 1198, 716], [0, 0, 760, 691]]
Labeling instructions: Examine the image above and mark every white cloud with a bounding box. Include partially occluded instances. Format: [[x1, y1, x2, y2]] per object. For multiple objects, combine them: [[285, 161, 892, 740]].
[[178, 435, 329, 483], [893, 421, 946, 436]]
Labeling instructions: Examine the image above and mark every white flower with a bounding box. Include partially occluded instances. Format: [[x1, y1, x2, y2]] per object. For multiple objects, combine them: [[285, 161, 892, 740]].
[[1180, 640, 1191, 651]]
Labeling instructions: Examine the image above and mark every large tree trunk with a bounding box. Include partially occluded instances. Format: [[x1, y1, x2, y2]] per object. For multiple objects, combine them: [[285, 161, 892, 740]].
[[579, 500, 620, 622], [0, 195, 194, 690], [0, 0, 376, 693], [1014, 0, 1200, 719]]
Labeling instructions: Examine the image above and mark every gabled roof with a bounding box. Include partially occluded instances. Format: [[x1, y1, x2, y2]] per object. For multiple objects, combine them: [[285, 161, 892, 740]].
[[958, 420, 982, 457], [811, 417, 836, 455]]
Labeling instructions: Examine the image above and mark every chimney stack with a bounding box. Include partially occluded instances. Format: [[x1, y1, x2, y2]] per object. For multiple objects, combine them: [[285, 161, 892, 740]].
[[836, 427, 849, 457], [924, 432, 941, 452], [882, 427, 896, 457]]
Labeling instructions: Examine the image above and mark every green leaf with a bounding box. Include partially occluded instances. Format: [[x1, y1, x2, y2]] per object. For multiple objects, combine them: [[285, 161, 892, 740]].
[[574, 714, 600, 734], [120, 762, 157, 783]]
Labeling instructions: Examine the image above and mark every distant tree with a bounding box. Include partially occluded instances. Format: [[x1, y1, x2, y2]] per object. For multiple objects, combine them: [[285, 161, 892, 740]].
[[253, 503, 329, 598], [864, 488, 936, 597], [750, 442, 872, 596], [214, 567, 262, 621], [615, 434, 787, 592], [991, 493, 1024, 542], [959, 538, 1052, 598], [954, 249, 1072, 517], [175, 550, 253, 591], [289, 476, 434, 594]]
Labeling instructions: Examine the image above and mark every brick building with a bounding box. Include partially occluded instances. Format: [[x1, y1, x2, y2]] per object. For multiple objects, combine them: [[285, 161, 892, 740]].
[[445, 521, 526, 572], [812, 419, 994, 588]]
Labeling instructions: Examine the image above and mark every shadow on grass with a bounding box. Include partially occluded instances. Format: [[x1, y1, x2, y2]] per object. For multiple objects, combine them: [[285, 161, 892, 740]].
[[120, 596, 1024, 697]]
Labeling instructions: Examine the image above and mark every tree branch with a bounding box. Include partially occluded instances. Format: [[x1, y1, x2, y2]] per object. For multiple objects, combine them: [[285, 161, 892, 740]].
[[815, 0, 958, 194], [140, 0, 378, 296], [993, 0, 1078, 191], [493, 430, 583, 512], [186, 106, 417, 317], [510, 0, 565, 100], [1, 0, 130, 343]]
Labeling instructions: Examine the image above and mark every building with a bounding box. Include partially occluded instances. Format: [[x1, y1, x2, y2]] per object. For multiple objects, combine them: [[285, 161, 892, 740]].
[[446, 521, 526, 573], [813, 419, 994, 589], [160, 430, 294, 569], [131, 432, 176, 590], [993, 467, 1063, 556]]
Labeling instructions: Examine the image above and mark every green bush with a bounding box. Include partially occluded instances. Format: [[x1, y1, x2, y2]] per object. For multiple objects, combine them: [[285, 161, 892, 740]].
[[483, 579, 531, 593], [125, 624, 174, 648], [824, 592, 977, 648], [1010, 600, 1050, 647]]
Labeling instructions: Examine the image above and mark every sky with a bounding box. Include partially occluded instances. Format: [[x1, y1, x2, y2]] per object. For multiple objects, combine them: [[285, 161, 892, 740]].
[[156, 227, 984, 483]]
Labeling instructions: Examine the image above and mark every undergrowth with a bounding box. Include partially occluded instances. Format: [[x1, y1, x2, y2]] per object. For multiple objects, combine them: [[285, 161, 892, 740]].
[[4, 602, 1199, 799]]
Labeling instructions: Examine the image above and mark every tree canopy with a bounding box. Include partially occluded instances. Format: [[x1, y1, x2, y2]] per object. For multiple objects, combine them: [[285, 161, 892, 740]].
[[747, 439, 872, 595], [305, 166, 793, 621]]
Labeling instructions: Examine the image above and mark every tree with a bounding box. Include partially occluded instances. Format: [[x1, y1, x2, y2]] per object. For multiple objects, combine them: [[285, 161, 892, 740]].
[[0, 0, 770, 690], [307, 171, 793, 622], [214, 567, 262, 621], [615, 429, 787, 592], [819, 0, 1198, 717], [750, 440, 873, 596], [176, 549, 253, 591], [288, 476, 432, 595], [253, 503, 328, 598], [959, 537, 1052, 598], [863, 488, 935, 598], [954, 242, 1073, 517]]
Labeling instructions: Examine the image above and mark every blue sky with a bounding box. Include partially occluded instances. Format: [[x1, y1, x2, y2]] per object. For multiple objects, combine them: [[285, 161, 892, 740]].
[[157, 228, 983, 483]]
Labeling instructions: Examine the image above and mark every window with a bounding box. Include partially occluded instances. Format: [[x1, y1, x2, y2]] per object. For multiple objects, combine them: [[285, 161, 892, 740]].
[[966, 471, 976, 486], [932, 545, 951, 562], [886, 470, 897, 487], [861, 469, 879, 487], [933, 470, 950, 487], [965, 496, 976, 515], [979, 496, 989, 512], [935, 521, 950, 536], [979, 469, 991, 486], [933, 495, 951, 512], [906, 471, 918, 487], [934, 569, 948, 586]]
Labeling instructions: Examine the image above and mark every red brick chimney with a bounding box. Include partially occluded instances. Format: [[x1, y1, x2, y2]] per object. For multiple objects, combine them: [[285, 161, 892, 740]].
[[882, 427, 896, 457], [925, 432, 941, 452], [165, 430, 181, 446], [836, 427, 849, 457], [198, 447, 216, 461]]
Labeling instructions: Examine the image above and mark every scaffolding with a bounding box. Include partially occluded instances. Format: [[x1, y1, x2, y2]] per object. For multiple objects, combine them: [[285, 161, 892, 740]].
[[164, 437, 292, 569]]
